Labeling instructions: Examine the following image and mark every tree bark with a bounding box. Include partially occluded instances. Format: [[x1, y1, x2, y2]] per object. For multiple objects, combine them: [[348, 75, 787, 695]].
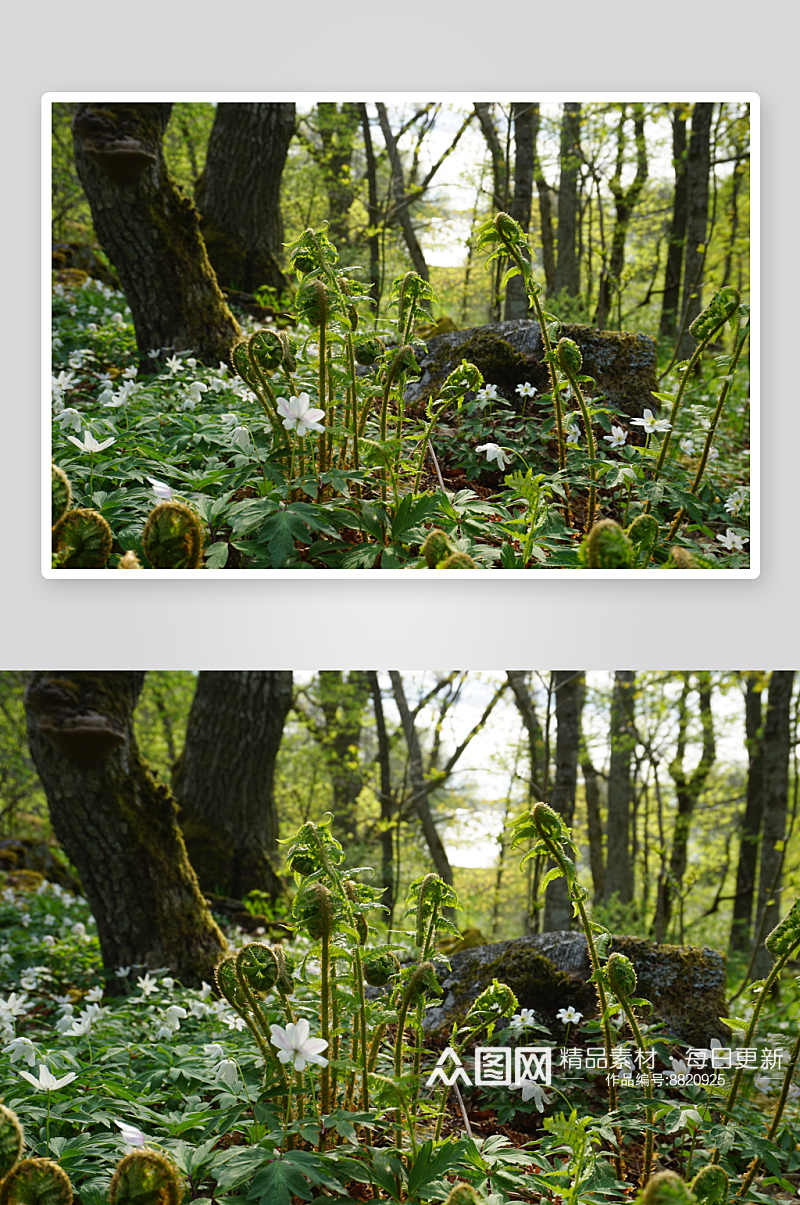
[[195, 102, 295, 294], [316, 671, 372, 848], [752, 671, 795, 978], [554, 103, 581, 297], [677, 102, 714, 359], [388, 672, 453, 898], [659, 103, 690, 340], [367, 672, 395, 922], [655, 673, 716, 940], [505, 102, 535, 320], [604, 671, 636, 907], [544, 671, 583, 931], [357, 104, 381, 308], [729, 673, 765, 958], [172, 671, 293, 900], [506, 671, 545, 798], [314, 102, 360, 251], [375, 104, 430, 282], [24, 672, 226, 986], [594, 105, 648, 330], [71, 103, 240, 368], [579, 731, 605, 906], [532, 104, 556, 294]]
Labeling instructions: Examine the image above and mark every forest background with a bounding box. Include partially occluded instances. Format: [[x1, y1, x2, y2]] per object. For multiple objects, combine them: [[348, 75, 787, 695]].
[[51, 96, 751, 352], [8, 669, 796, 987]]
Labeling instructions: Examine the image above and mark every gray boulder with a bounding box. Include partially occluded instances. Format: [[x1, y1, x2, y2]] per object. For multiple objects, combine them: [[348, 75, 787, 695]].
[[423, 932, 729, 1047], [406, 319, 658, 421]]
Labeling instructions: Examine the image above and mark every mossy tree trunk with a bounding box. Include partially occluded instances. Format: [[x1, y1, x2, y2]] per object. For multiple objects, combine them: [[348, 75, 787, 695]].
[[172, 672, 293, 901], [305, 672, 372, 849], [752, 671, 795, 978], [543, 671, 584, 932], [553, 103, 581, 298], [579, 730, 605, 907], [604, 671, 636, 909], [71, 103, 240, 369], [658, 103, 690, 340], [532, 104, 556, 295], [388, 671, 454, 910], [594, 105, 648, 330], [504, 102, 535, 321], [194, 103, 296, 295], [677, 102, 713, 360], [367, 672, 395, 921], [24, 672, 227, 986], [729, 674, 765, 958], [654, 673, 715, 943]]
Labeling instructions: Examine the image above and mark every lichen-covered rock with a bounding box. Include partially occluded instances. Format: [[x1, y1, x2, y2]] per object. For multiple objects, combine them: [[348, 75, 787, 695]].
[[422, 932, 728, 1046], [405, 320, 658, 420]]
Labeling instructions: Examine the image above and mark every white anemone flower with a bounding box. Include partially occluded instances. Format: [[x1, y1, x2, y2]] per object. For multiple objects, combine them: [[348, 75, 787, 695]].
[[67, 430, 116, 455], [219, 413, 239, 427], [475, 384, 499, 403], [513, 1079, 550, 1111], [556, 1006, 583, 1025], [214, 1059, 239, 1088], [114, 1120, 146, 1147], [716, 528, 746, 552], [231, 426, 253, 451], [5, 1037, 38, 1066], [146, 477, 173, 501], [724, 489, 747, 516], [630, 409, 671, 435], [276, 393, 325, 437], [19, 1065, 77, 1092], [476, 443, 512, 471], [203, 1043, 225, 1060], [603, 426, 627, 449], [269, 1018, 329, 1071], [515, 382, 537, 398], [56, 408, 84, 433], [509, 1008, 536, 1033], [680, 437, 695, 455]]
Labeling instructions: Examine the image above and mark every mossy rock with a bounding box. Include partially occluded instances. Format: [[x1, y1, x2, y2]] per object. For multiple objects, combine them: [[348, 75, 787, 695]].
[[421, 932, 729, 1045], [405, 319, 658, 420], [438, 926, 489, 954]]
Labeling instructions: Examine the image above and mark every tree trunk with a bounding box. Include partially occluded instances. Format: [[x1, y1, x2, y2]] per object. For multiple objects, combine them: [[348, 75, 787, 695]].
[[24, 672, 226, 986], [594, 105, 648, 330], [375, 104, 429, 282], [194, 102, 295, 294], [659, 103, 690, 340], [544, 671, 583, 931], [554, 103, 581, 297], [504, 102, 535, 320], [532, 104, 556, 294], [388, 672, 453, 899], [367, 673, 395, 921], [358, 104, 381, 308], [314, 102, 360, 251], [604, 671, 636, 907], [316, 671, 372, 849], [71, 103, 240, 368], [506, 671, 545, 798], [655, 673, 716, 940], [579, 732, 605, 906], [677, 102, 713, 359], [729, 673, 765, 958], [752, 671, 795, 978], [172, 671, 293, 900]]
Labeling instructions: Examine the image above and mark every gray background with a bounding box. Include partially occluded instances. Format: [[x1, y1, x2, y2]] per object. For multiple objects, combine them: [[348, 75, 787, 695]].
[[5, 0, 793, 670]]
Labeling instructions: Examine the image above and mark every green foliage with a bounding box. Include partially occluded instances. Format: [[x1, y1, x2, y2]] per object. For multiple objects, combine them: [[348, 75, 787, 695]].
[[51, 466, 71, 528]]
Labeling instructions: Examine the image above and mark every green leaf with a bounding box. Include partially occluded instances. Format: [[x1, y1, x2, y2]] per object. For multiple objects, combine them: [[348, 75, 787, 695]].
[[406, 1140, 468, 1199], [650, 391, 676, 405], [391, 494, 442, 542], [204, 541, 229, 569], [248, 1159, 313, 1205]]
